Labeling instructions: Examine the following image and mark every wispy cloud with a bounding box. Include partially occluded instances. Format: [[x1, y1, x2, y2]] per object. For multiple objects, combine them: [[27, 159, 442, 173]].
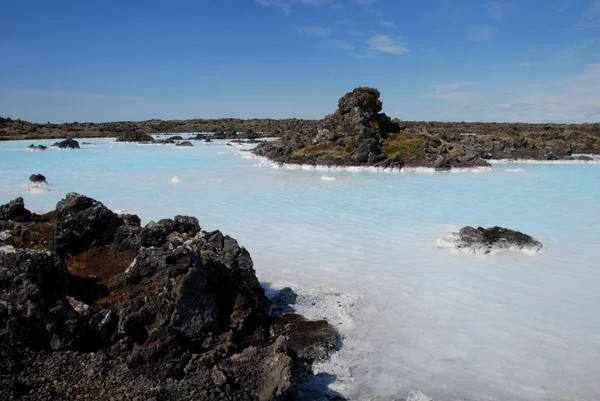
[[576, 0, 600, 29], [553, 39, 599, 60], [487, 1, 503, 20], [367, 34, 408, 55], [468, 25, 495, 41], [297, 25, 331, 36], [256, 0, 333, 14], [432, 83, 470, 92], [380, 20, 398, 29], [520, 61, 532, 68], [355, 0, 377, 5], [327, 39, 354, 50], [426, 83, 475, 103], [471, 63, 600, 122]]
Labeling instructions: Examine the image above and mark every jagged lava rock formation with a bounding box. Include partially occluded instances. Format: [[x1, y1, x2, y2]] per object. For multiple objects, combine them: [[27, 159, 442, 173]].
[[0, 194, 341, 400], [253, 87, 491, 170]]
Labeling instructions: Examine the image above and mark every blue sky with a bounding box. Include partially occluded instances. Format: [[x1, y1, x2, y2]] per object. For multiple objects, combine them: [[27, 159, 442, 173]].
[[1, 0, 599, 123]]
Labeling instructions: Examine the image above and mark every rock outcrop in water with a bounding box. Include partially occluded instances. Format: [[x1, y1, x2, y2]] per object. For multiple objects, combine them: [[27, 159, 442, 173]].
[[27, 143, 47, 151], [438, 226, 543, 254], [253, 87, 491, 170], [52, 138, 80, 149], [116, 131, 155, 143], [29, 173, 47, 184], [0, 195, 341, 400]]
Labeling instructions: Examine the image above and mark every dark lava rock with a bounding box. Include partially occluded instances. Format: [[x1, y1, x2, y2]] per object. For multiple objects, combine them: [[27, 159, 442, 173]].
[[0, 247, 69, 348], [176, 141, 194, 147], [115, 131, 154, 142], [0, 195, 342, 400], [53, 138, 80, 149], [54, 193, 122, 258], [272, 314, 340, 363], [27, 143, 47, 151], [168, 135, 184, 141], [29, 173, 47, 183], [0, 197, 32, 222], [270, 287, 298, 316], [253, 87, 490, 170], [442, 226, 543, 254], [191, 133, 207, 140]]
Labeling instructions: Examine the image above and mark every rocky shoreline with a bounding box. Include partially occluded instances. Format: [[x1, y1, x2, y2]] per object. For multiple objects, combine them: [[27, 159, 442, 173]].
[[0, 117, 318, 142], [2, 88, 599, 170], [252, 88, 600, 170], [0, 195, 342, 400]]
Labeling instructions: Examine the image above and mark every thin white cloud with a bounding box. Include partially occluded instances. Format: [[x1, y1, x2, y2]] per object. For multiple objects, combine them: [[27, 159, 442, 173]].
[[256, 0, 333, 14], [432, 83, 471, 92], [367, 34, 408, 55], [425, 83, 476, 104], [520, 62, 532, 68], [487, 1, 503, 20], [468, 25, 495, 41], [576, 0, 600, 29], [355, 0, 377, 4], [297, 26, 331, 36], [553, 39, 599, 60], [327, 39, 354, 50], [380, 20, 398, 29], [474, 63, 600, 122]]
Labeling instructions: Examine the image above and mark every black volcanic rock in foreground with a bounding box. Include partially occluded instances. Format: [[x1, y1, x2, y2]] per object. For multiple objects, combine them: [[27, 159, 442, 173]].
[[439, 226, 543, 254], [0, 194, 341, 400], [253, 87, 491, 169]]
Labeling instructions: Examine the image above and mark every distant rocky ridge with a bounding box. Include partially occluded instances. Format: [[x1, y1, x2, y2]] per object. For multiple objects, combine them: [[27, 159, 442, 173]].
[[0, 194, 342, 400], [2, 97, 599, 168], [252, 88, 600, 169], [0, 116, 319, 141]]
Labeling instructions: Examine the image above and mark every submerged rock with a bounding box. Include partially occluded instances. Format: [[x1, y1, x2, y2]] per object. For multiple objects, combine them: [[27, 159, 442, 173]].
[[0, 194, 342, 400], [27, 143, 48, 151], [438, 226, 543, 254], [176, 140, 194, 147]]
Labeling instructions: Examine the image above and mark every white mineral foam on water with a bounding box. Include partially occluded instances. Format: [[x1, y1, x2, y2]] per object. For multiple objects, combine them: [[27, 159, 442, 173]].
[[1, 138, 600, 400]]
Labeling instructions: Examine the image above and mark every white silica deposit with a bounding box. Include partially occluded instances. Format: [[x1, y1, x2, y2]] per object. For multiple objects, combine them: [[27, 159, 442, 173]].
[[1, 138, 600, 400]]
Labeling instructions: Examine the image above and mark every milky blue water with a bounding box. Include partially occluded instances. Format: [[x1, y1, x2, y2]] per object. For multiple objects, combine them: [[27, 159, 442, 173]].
[[1, 138, 600, 401]]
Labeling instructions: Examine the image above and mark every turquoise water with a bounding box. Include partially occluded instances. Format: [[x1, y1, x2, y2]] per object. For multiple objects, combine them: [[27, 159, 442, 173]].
[[1, 138, 600, 401]]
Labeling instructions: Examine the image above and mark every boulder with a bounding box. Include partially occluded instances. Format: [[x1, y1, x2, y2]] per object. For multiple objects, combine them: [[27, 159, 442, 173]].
[[54, 193, 122, 258], [272, 314, 340, 363], [53, 138, 80, 149], [0, 248, 69, 349], [0, 197, 32, 222], [115, 131, 154, 142], [27, 144, 47, 151], [439, 226, 543, 254], [176, 141, 194, 147], [29, 173, 47, 184]]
